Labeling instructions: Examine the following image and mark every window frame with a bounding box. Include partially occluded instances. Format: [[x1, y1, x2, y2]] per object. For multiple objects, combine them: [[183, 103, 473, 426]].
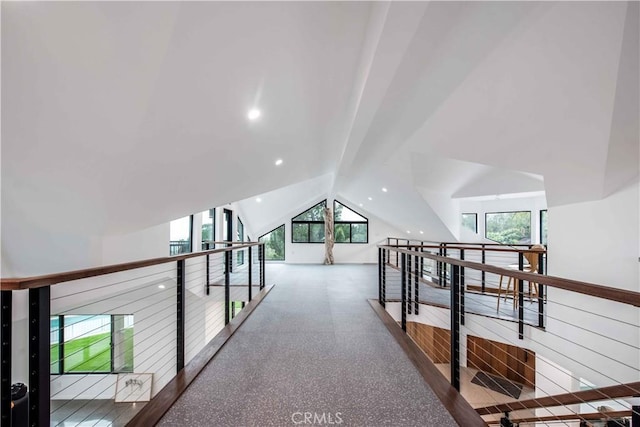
[[259, 224, 286, 261], [540, 209, 548, 246], [51, 314, 134, 375], [333, 200, 369, 244], [484, 210, 532, 245], [237, 217, 245, 265], [291, 200, 327, 244], [170, 214, 194, 255], [461, 213, 478, 233], [202, 208, 216, 250]]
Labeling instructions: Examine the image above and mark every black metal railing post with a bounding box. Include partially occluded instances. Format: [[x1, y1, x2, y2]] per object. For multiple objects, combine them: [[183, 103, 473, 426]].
[[378, 248, 383, 305], [437, 244, 443, 286], [450, 264, 461, 391], [481, 244, 486, 293], [260, 245, 266, 290], [205, 248, 210, 296], [177, 260, 185, 372], [460, 249, 465, 326], [29, 286, 50, 427], [538, 251, 545, 328], [414, 253, 419, 315], [381, 249, 386, 308], [248, 246, 253, 302], [1, 291, 12, 427], [401, 253, 407, 332], [518, 252, 525, 340], [631, 404, 639, 427], [407, 255, 412, 315], [225, 250, 231, 325]]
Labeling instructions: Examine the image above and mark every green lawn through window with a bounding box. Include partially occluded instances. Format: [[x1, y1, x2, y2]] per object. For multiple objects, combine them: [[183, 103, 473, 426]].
[[50, 328, 133, 373]]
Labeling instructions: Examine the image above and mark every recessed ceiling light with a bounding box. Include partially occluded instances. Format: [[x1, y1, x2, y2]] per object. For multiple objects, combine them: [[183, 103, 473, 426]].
[[359, 203, 363, 207], [368, 197, 372, 201], [158, 284, 165, 289], [419, 230, 424, 234], [247, 109, 261, 121], [275, 159, 283, 166], [256, 197, 262, 203], [406, 230, 411, 234], [382, 187, 388, 192]]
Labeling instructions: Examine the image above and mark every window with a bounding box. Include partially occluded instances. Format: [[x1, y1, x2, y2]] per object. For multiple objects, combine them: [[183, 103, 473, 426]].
[[170, 215, 193, 255], [334, 200, 368, 243], [485, 211, 531, 245], [237, 217, 244, 265], [259, 225, 285, 261], [461, 213, 477, 233], [50, 314, 134, 374], [291, 200, 326, 243], [540, 209, 548, 245], [201, 208, 215, 250]]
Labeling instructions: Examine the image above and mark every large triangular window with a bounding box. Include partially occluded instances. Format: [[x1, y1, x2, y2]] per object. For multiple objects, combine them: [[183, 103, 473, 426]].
[[334, 201, 368, 244], [292, 200, 326, 243]]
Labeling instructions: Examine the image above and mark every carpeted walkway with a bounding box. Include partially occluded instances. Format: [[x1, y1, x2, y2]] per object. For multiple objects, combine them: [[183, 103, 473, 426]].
[[158, 264, 457, 426]]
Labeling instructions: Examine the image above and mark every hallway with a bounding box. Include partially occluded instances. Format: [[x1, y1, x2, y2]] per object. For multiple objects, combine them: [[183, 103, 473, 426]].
[[158, 264, 457, 426]]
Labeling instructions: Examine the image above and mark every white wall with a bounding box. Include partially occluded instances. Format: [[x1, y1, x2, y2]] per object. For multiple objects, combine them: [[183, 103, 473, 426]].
[[102, 223, 169, 265]]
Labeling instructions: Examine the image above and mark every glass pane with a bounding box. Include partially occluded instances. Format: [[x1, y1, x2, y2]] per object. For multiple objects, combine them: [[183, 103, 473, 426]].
[[351, 224, 367, 243], [292, 223, 309, 243], [170, 216, 191, 255], [50, 316, 60, 374], [201, 209, 214, 248], [461, 213, 477, 233], [292, 201, 326, 221], [335, 223, 351, 243], [309, 223, 325, 243], [113, 315, 134, 373], [259, 225, 285, 260], [334, 201, 366, 221], [541, 210, 548, 245], [485, 211, 531, 245], [63, 315, 112, 373]]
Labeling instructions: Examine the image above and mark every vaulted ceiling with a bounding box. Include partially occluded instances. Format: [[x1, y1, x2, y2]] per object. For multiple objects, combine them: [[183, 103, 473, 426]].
[[2, 2, 638, 242]]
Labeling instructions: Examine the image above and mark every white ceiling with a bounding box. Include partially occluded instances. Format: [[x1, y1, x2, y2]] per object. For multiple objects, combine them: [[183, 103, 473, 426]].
[[2, 1, 638, 241]]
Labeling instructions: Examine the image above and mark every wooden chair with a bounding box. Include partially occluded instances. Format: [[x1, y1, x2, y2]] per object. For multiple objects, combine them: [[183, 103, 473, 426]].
[[497, 245, 545, 310]]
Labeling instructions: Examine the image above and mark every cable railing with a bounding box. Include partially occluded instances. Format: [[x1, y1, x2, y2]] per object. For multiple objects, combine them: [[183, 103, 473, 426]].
[[377, 242, 640, 427], [0, 242, 266, 427]]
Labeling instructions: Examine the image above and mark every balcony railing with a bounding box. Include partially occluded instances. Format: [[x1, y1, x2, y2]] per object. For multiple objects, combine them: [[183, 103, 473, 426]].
[[0, 242, 266, 427], [376, 240, 640, 427]]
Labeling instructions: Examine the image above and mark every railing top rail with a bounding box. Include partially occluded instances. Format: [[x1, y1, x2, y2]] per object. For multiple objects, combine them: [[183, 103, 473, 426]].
[[385, 243, 546, 254], [386, 237, 535, 247], [0, 242, 264, 291], [379, 245, 640, 307]]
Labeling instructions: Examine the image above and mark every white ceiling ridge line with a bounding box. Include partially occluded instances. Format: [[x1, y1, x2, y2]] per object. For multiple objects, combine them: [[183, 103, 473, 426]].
[[329, 1, 392, 200]]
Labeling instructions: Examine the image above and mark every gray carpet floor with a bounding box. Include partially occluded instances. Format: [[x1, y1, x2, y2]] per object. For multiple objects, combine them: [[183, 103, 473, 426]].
[[158, 264, 457, 426]]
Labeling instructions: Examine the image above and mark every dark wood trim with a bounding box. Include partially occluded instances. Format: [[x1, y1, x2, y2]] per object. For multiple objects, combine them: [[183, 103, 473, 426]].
[[0, 242, 263, 290], [475, 381, 640, 415], [368, 300, 488, 427], [379, 245, 640, 307], [487, 410, 633, 425], [127, 285, 274, 427]]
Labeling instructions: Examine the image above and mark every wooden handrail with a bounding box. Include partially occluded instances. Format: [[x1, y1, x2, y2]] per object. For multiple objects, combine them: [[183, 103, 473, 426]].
[[386, 238, 536, 248], [475, 381, 640, 415], [0, 242, 263, 291], [379, 245, 640, 307], [385, 244, 546, 254], [487, 410, 633, 425]]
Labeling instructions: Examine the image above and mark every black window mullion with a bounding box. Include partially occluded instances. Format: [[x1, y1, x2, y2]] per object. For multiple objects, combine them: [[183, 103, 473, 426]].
[[59, 315, 64, 374], [110, 315, 115, 373]]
